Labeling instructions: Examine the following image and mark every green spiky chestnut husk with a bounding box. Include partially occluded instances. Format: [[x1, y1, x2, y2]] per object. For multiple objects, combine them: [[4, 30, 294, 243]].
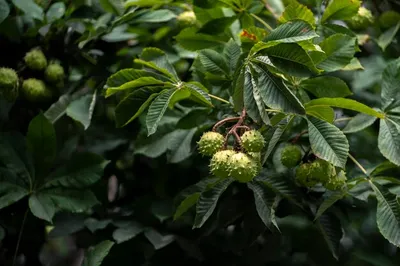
[[177, 11, 196, 27], [21, 79, 52, 103], [229, 152, 259, 183], [346, 7, 374, 30], [197, 131, 225, 157], [295, 159, 336, 188], [325, 170, 347, 191], [240, 130, 265, 152], [45, 63, 65, 83], [0, 67, 19, 102], [210, 150, 236, 178], [24, 49, 47, 71], [247, 152, 262, 171], [280, 144, 302, 168]]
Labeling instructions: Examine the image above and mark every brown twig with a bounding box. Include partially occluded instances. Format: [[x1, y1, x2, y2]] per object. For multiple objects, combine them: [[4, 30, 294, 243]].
[[212, 117, 240, 132], [291, 130, 308, 144]]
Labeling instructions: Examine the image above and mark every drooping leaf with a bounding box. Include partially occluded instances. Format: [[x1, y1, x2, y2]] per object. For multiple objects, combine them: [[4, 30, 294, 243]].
[[300, 76, 352, 98], [44, 94, 72, 123], [176, 27, 226, 51], [174, 193, 200, 220], [105, 77, 167, 98], [167, 128, 197, 163], [251, 20, 318, 54], [43, 153, 107, 188], [370, 182, 400, 247], [113, 222, 144, 243], [185, 82, 213, 107], [251, 62, 305, 114], [307, 116, 349, 168], [305, 98, 385, 119], [262, 116, 292, 164], [279, 2, 315, 27], [377, 22, 400, 51], [193, 178, 234, 228], [316, 213, 343, 260], [247, 181, 275, 229], [115, 87, 163, 127], [29, 193, 56, 222], [135, 9, 176, 23], [378, 116, 400, 166], [140, 47, 178, 80], [198, 16, 237, 35], [106, 69, 161, 88], [99, 0, 123, 15], [66, 92, 97, 130], [315, 191, 347, 220], [82, 240, 114, 266], [144, 229, 175, 250], [46, 2, 66, 22], [11, 0, 43, 21], [223, 39, 241, 75], [198, 49, 230, 76], [306, 105, 335, 123], [381, 58, 400, 111], [0, 183, 28, 210], [342, 113, 377, 134], [321, 0, 361, 23], [0, 0, 10, 24], [27, 113, 56, 177], [316, 34, 357, 72]]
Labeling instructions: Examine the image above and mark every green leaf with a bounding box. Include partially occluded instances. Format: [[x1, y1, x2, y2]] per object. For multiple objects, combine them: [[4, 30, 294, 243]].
[[262, 116, 292, 164], [29, 193, 55, 222], [223, 39, 241, 75], [251, 20, 318, 54], [27, 113, 56, 177], [321, 0, 361, 23], [251, 62, 305, 114], [377, 22, 400, 51], [232, 67, 245, 111], [307, 116, 349, 168], [174, 193, 200, 220], [306, 105, 335, 123], [144, 229, 175, 250], [46, 2, 65, 23], [279, 2, 315, 27], [146, 89, 178, 136], [115, 87, 163, 127], [0, 0, 10, 24], [305, 98, 385, 119], [0, 183, 28, 209], [167, 128, 197, 163], [198, 16, 237, 35], [105, 77, 166, 98], [185, 82, 213, 107], [370, 161, 400, 177], [0, 225, 4, 241], [106, 69, 160, 88], [125, 0, 172, 7], [315, 191, 347, 220], [176, 27, 226, 51], [43, 153, 107, 188], [193, 178, 234, 228], [244, 66, 270, 124], [135, 9, 176, 23], [263, 43, 320, 76], [381, 58, 400, 111], [198, 49, 230, 76], [300, 76, 352, 98], [342, 113, 377, 134], [82, 240, 114, 266], [11, 0, 43, 21], [44, 94, 72, 123], [140, 47, 178, 80], [247, 181, 275, 229], [370, 182, 400, 247], [66, 92, 97, 130], [316, 213, 343, 260], [99, 0, 123, 15], [113, 222, 144, 243], [317, 34, 357, 72], [378, 116, 400, 166]]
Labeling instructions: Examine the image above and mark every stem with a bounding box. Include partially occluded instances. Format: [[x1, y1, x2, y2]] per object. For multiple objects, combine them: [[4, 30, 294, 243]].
[[250, 13, 273, 32], [348, 153, 368, 176], [13, 208, 29, 266], [265, 108, 283, 113], [208, 94, 231, 105], [236, 126, 251, 131], [224, 109, 247, 149], [212, 117, 240, 132], [291, 130, 308, 144]]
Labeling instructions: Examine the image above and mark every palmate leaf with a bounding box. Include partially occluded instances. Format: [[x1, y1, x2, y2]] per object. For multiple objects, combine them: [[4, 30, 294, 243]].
[[105, 77, 167, 98], [307, 116, 349, 168], [343, 113, 377, 134], [185, 82, 213, 107], [300, 76, 352, 98], [321, 0, 361, 23], [316, 34, 357, 72], [315, 191, 347, 220], [278, 1, 315, 27], [378, 116, 400, 166], [82, 240, 114, 266], [381, 58, 400, 111], [247, 180, 276, 230], [262, 115, 292, 164], [198, 49, 230, 76], [146, 89, 178, 136], [305, 98, 385, 119], [370, 182, 400, 247], [250, 20, 318, 54], [316, 213, 343, 260], [193, 178, 234, 228], [251, 62, 305, 114], [140, 47, 178, 80], [106, 69, 164, 88], [223, 39, 241, 75], [174, 193, 200, 220], [306, 106, 335, 123], [0, 183, 29, 209]]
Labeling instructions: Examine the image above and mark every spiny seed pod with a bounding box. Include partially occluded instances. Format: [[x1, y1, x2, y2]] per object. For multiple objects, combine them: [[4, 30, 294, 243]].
[[0, 67, 19, 102], [24, 49, 47, 71], [177, 11, 196, 27], [295, 159, 336, 188], [197, 131, 225, 157], [45, 63, 65, 83], [325, 170, 347, 191], [248, 152, 262, 171], [22, 79, 52, 103], [241, 130, 265, 152], [346, 7, 374, 30], [210, 150, 236, 178], [295, 163, 318, 187], [280, 145, 302, 168], [229, 152, 259, 183]]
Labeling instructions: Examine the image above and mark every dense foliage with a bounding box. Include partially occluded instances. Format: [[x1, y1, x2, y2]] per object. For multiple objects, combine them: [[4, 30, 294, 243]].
[[1, 0, 400, 265]]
